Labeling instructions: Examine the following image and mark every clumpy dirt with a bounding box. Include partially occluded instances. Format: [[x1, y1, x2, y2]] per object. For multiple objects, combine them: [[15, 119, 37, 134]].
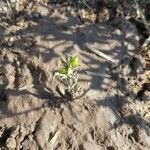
[[0, 0, 150, 150]]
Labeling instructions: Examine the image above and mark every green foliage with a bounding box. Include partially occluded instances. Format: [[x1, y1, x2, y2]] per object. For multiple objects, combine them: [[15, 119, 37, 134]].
[[58, 56, 79, 76], [70, 56, 79, 68], [55, 55, 80, 98]]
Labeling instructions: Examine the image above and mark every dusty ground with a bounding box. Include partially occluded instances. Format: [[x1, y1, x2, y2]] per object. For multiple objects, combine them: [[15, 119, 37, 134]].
[[0, 0, 150, 150]]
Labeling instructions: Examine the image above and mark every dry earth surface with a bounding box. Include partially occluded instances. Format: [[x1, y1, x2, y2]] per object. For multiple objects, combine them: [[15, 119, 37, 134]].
[[0, 0, 150, 150]]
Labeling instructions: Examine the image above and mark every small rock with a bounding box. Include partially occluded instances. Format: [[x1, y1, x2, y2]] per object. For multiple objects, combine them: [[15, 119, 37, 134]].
[[6, 138, 16, 149]]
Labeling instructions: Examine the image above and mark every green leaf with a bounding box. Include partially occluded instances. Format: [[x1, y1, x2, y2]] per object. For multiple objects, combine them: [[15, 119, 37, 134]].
[[70, 56, 79, 68], [59, 67, 68, 74]]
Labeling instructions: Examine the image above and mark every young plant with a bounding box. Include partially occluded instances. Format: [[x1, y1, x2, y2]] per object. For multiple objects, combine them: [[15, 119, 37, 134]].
[[54, 55, 80, 98]]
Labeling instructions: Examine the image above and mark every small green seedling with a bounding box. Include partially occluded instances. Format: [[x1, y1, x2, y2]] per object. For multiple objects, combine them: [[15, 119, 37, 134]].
[[54, 55, 80, 98]]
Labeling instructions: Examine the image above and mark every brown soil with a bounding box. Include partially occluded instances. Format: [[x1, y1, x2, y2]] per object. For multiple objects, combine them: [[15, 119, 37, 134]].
[[0, 1, 150, 150]]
